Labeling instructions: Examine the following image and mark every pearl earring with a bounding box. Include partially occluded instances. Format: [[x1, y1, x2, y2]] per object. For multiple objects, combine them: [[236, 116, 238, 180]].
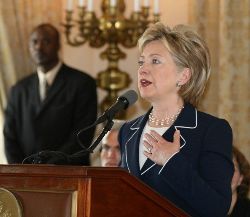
[[176, 82, 182, 87]]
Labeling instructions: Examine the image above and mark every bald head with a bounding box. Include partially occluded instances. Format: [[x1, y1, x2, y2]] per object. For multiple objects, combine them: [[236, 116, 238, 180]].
[[31, 23, 60, 45], [29, 23, 60, 72]]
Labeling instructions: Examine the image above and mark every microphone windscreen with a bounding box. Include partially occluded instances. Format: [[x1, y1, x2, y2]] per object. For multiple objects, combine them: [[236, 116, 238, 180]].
[[119, 90, 138, 107]]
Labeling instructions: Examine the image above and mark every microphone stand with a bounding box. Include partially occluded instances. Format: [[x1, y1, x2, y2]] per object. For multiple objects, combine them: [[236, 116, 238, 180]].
[[71, 119, 114, 158]]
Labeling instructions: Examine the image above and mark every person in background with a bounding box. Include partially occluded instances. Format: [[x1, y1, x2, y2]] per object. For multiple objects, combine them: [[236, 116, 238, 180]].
[[228, 146, 250, 216], [100, 120, 125, 167], [3, 23, 97, 165], [118, 22, 234, 217]]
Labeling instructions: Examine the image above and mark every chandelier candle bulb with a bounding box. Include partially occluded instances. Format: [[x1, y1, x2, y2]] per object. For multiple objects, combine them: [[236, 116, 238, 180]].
[[66, 0, 73, 11], [87, 0, 93, 11], [79, 0, 85, 7], [154, 0, 159, 14], [134, 0, 140, 12], [110, 0, 116, 7], [144, 0, 149, 7]]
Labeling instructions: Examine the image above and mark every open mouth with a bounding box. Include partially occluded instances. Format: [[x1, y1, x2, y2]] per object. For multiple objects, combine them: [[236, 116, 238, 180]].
[[140, 79, 152, 87]]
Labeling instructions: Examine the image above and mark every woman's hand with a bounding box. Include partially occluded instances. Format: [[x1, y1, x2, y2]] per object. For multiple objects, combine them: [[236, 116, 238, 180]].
[[143, 130, 181, 165]]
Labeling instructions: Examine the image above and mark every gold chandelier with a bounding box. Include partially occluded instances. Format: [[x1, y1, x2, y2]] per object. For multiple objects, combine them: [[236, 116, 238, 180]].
[[63, 0, 160, 117]]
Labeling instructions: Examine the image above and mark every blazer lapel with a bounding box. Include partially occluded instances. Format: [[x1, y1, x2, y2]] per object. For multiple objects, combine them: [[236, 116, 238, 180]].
[[125, 110, 150, 177], [173, 103, 197, 149], [140, 158, 156, 175]]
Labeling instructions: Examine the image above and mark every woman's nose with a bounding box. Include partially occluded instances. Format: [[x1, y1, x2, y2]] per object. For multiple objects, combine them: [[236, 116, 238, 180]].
[[138, 64, 149, 75]]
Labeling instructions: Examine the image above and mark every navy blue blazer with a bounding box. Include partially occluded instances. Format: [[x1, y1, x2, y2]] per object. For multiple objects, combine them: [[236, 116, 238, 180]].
[[4, 64, 97, 165], [118, 103, 233, 217]]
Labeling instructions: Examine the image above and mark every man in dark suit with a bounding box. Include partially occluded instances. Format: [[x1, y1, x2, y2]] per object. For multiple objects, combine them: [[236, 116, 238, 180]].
[[3, 23, 97, 165]]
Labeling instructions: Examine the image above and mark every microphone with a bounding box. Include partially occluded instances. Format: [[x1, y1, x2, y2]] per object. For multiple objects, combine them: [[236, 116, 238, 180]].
[[97, 90, 138, 123]]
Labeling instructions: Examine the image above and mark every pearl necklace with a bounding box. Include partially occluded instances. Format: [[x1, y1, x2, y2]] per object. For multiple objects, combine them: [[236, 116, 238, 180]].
[[148, 106, 184, 127]]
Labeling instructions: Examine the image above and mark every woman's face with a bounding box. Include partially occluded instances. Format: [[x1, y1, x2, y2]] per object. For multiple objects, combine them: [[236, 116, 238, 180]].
[[137, 40, 183, 103], [231, 156, 243, 193]]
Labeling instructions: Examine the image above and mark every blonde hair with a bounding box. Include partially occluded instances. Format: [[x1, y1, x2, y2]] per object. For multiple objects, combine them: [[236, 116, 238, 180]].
[[138, 22, 211, 106]]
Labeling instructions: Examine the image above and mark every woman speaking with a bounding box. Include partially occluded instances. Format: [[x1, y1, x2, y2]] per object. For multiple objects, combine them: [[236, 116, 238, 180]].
[[118, 22, 233, 217]]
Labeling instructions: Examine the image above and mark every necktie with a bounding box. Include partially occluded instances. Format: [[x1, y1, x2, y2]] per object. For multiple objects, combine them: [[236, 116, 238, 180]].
[[40, 77, 49, 101]]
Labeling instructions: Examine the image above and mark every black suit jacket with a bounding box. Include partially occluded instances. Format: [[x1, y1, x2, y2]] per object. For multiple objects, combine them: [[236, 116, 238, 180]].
[[118, 103, 234, 217], [4, 63, 97, 165]]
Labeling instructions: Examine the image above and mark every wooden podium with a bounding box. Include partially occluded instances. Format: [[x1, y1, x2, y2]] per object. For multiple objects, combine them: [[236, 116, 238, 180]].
[[0, 165, 188, 217]]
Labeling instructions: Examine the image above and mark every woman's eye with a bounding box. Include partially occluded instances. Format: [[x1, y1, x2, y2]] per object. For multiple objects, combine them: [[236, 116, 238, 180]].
[[138, 60, 144, 66], [152, 58, 160, 64]]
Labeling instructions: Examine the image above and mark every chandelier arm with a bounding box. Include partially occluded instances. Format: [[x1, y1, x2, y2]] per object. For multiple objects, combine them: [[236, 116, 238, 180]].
[[65, 35, 88, 47]]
